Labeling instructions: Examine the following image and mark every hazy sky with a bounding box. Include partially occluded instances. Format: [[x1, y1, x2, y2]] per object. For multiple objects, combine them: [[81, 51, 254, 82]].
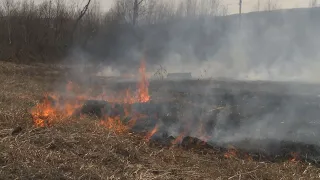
[[33, 0, 315, 15]]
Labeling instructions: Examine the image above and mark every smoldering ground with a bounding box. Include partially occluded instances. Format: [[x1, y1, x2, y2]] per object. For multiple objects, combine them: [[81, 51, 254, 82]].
[[60, 5, 320, 163]]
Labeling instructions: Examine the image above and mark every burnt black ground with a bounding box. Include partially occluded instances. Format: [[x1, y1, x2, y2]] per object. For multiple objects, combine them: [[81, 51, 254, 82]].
[[2, 61, 320, 179], [65, 78, 320, 165]]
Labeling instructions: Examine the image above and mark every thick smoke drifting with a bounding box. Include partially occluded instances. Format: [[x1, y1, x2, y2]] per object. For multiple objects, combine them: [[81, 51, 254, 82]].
[[64, 5, 320, 159], [90, 7, 320, 81]]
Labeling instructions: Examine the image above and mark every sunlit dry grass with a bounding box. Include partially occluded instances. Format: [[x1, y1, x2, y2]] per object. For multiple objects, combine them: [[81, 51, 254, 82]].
[[0, 61, 320, 180]]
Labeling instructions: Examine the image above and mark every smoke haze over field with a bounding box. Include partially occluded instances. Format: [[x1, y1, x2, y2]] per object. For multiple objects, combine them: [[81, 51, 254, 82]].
[[85, 5, 320, 156], [1, 0, 319, 82], [8, 0, 320, 160], [93, 7, 320, 82]]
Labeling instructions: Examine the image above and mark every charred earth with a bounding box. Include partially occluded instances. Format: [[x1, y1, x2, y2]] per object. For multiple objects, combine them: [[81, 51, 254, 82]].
[[47, 79, 320, 165]]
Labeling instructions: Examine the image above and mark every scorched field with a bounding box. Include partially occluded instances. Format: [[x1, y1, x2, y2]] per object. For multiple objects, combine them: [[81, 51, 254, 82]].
[[1, 61, 320, 180]]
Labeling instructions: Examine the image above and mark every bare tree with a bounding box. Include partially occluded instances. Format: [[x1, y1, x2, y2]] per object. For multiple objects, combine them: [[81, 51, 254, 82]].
[[71, 0, 92, 43], [111, 0, 148, 25], [175, 0, 221, 18], [81, 0, 101, 47], [2, 0, 14, 45], [265, 0, 279, 12], [133, 0, 146, 26], [253, 0, 261, 12]]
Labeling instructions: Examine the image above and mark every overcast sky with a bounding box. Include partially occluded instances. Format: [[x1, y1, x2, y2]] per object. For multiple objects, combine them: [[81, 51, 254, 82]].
[[32, 0, 315, 15]]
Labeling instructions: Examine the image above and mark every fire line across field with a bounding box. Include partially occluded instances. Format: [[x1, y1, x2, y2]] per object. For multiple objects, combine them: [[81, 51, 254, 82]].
[[30, 60, 320, 166], [36, 79, 320, 165]]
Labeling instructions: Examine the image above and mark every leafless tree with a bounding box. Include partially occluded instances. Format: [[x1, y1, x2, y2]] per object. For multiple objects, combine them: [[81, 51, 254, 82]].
[[2, 0, 15, 45], [265, 0, 279, 12], [253, 0, 261, 12], [0, 0, 227, 64], [175, 0, 221, 18], [111, 0, 150, 25], [133, 0, 146, 26], [71, 0, 92, 43]]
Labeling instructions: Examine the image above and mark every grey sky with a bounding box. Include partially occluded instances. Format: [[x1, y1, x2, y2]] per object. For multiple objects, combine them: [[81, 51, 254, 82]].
[[33, 0, 315, 15]]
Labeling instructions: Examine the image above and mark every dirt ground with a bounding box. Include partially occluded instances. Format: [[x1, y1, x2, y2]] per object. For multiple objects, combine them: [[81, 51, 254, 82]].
[[0, 61, 320, 180]]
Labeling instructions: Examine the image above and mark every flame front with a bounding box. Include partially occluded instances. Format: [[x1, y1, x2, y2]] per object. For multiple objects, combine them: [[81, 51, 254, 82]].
[[30, 59, 151, 130], [100, 116, 129, 134], [30, 92, 85, 127], [31, 96, 55, 127], [137, 59, 150, 103]]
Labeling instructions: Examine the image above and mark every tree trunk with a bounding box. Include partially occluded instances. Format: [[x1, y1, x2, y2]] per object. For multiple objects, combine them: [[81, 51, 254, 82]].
[[133, 0, 139, 26], [70, 0, 92, 44]]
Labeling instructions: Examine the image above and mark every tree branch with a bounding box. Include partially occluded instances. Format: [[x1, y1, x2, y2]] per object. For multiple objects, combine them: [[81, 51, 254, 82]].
[[70, 0, 92, 44], [138, 0, 145, 5]]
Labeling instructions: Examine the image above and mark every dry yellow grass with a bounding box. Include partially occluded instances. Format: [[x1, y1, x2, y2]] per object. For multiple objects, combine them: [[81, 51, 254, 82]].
[[0, 61, 320, 180]]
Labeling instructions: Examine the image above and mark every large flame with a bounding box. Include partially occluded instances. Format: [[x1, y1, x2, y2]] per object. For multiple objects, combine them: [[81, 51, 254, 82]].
[[137, 59, 150, 102], [30, 59, 151, 131], [30, 81, 86, 127], [29, 60, 305, 163]]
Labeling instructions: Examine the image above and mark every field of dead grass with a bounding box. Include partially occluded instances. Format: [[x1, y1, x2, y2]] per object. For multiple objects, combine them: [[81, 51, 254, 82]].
[[0, 61, 320, 180]]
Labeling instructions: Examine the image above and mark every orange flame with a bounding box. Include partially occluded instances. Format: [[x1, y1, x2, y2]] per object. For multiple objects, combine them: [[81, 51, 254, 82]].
[[145, 124, 159, 142], [172, 133, 185, 145], [30, 59, 150, 133], [100, 116, 129, 134], [290, 152, 300, 162], [30, 93, 83, 127], [224, 147, 237, 158], [137, 59, 150, 103], [244, 153, 253, 161], [30, 83, 88, 127]]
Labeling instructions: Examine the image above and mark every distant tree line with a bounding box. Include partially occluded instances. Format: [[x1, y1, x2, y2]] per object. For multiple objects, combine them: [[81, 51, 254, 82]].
[[1, 0, 319, 77], [0, 0, 226, 64]]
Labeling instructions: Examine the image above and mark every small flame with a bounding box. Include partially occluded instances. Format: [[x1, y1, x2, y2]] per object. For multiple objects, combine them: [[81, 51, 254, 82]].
[[172, 133, 185, 145], [224, 147, 237, 158], [31, 95, 59, 127], [30, 83, 88, 127], [244, 153, 253, 161], [290, 152, 300, 162], [100, 116, 129, 134], [137, 59, 150, 103], [145, 124, 159, 142]]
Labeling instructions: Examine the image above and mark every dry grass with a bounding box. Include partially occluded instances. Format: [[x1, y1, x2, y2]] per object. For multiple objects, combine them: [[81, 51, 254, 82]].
[[0, 61, 320, 180]]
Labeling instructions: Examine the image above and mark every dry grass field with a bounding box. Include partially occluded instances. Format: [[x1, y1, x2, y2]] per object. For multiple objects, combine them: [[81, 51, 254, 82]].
[[0, 61, 320, 180]]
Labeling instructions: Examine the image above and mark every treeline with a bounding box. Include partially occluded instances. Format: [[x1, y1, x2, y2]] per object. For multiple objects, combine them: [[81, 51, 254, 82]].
[[0, 0, 227, 64]]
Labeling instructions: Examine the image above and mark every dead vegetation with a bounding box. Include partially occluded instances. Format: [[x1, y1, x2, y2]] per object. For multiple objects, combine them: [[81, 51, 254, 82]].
[[0, 61, 320, 180], [0, 0, 228, 64]]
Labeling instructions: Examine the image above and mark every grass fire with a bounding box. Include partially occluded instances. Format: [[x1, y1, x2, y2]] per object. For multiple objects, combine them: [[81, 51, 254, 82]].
[[1, 58, 320, 179], [27, 57, 320, 169], [1, 0, 320, 179]]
